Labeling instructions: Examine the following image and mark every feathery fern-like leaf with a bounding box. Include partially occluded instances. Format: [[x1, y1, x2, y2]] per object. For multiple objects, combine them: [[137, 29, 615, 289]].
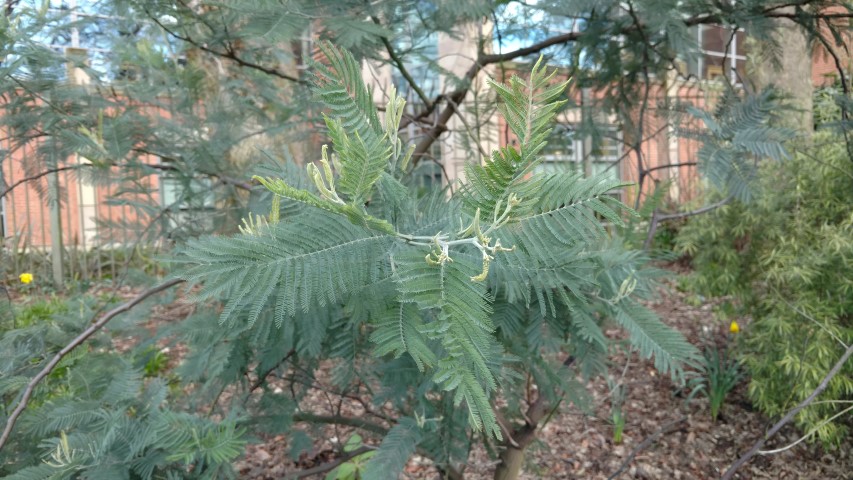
[[173, 212, 393, 327], [394, 251, 502, 438], [460, 56, 568, 221], [362, 417, 423, 480]]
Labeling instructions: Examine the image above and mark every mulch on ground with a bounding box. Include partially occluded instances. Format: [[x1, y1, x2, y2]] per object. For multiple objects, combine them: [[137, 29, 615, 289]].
[[233, 272, 851, 479]]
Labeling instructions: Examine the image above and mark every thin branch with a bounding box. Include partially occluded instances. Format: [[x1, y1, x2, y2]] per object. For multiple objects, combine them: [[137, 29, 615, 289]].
[[131, 148, 254, 190], [643, 162, 698, 174], [0, 165, 79, 201], [0, 156, 252, 203], [656, 195, 733, 221], [757, 405, 853, 455], [146, 8, 304, 85], [292, 412, 389, 436], [607, 416, 688, 480], [371, 15, 432, 108], [0, 278, 185, 452], [249, 349, 296, 392], [446, 96, 489, 159], [643, 195, 733, 250], [721, 343, 853, 480], [285, 446, 372, 479]]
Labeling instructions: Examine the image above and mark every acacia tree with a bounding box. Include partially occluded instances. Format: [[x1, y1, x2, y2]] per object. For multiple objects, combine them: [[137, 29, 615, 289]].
[[171, 42, 699, 479], [2, 1, 853, 479]]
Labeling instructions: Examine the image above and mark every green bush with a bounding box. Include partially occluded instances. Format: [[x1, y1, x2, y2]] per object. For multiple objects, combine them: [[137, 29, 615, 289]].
[[676, 132, 853, 446], [696, 344, 742, 422]]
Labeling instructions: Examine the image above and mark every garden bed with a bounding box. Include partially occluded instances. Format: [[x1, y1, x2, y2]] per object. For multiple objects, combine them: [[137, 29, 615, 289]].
[[231, 272, 851, 479]]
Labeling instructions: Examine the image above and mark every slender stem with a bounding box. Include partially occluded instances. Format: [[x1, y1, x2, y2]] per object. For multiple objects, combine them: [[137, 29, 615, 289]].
[[721, 344, 853, 480], [757, 405, 853, 455], [292, 412, 389, 436], [284, 446, 372, 479], [607, 416, 688, 480]]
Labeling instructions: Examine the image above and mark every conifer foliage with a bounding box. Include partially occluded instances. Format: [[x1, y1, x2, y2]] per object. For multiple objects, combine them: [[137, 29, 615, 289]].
[[174, 43, 698, 476]]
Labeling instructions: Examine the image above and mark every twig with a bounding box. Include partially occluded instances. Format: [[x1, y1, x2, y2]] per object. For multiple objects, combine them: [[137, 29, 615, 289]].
[[284, 446, 372, 479], [643, 195, 733, 250], [656, 195, 733, 221], [757, 405, 853, 455], [292, 412, 389, 436], [0, 166, 80, 201], [606, 416, 688, 480], [446, 96, 490, 159], [371, 15, 432, 109], [250, 349, 296, 392], [721, 343, 853, 480], [0, 278, 185, 451], [145, 8, 304, 84]]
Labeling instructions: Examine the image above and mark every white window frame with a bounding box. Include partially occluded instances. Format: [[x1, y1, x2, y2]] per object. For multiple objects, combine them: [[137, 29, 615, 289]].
[[696, 24, 746, 84], [0, 193, 6, 239], [538, 124, 624, 194]]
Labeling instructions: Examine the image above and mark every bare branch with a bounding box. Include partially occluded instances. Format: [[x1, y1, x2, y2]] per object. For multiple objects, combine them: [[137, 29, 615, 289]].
[[145, 8, 305, 85], [292, 412, 389, 436], [643, 196, 733, 250], [0, 165, 80, 201], [371, 15, 433, 109], [284, 446, 372, 480], [721, 344, 853, 480], [657, 195, 733, 222], [607, 417, 688, 480]]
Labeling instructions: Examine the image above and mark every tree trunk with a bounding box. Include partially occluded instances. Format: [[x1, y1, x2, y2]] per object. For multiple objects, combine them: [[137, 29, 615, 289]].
[[492, 403, 548, 480], [493, 445, 527, 480], [750, 6, 814, 131]]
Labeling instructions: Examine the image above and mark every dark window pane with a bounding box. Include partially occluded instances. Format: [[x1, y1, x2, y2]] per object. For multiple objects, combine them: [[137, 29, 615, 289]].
[[542, 125, 576, 159], [701, 25, 727, 54], [702, 54, 727, 80]]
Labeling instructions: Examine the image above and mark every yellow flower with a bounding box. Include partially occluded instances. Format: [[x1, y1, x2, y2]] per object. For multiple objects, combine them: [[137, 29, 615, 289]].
[[729, 320, 740, 334], [19, 273, 33, 284]]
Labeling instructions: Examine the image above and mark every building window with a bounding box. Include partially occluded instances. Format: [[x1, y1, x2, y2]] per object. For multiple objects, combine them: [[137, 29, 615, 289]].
[[537, 125, 583, 174], [687, 25, 746, 83], [589, 126, 623, 182], [411, 160, 442, 191], [538, 125, 622, 177], [535, 124, 624, 200], [160, 173, 216, 235]]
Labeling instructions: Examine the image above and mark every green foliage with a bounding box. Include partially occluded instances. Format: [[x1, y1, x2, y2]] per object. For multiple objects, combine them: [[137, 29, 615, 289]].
[[6, 0, 842, 475], [6, 296, 68, 329], [677, 132, 853, 446], [693, 344, 743, 422], [606, 375, 626, 444], [325, 434, 377, 480], [0, 293, 243, 478], [174, 47, 698, 476], [682, 90, 794, 201]]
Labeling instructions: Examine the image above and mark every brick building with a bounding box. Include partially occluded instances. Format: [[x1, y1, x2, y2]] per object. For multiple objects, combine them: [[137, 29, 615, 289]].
[[2, 17, 849, 250]]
